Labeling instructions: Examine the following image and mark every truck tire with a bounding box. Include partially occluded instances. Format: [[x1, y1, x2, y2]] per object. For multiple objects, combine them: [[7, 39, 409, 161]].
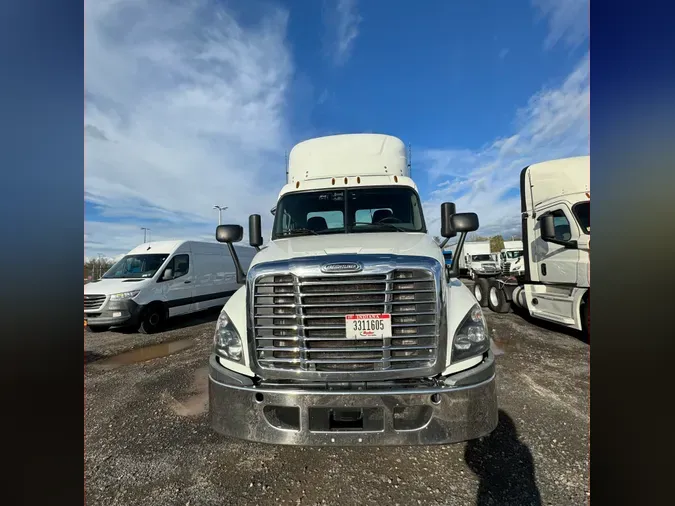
[[487, 281, 511, 313], [473, 278, 490, 307], [139, 304, 167, 334], [581, 298, 590, 342]]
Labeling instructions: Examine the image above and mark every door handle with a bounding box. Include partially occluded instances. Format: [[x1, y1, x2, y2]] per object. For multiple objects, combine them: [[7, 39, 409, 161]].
[[541, 263, 547, 276], [184, 280, 191, 284]]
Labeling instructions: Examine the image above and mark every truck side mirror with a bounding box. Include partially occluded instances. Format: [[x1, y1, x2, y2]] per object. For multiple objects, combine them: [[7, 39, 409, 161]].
[[249, 214, 263, 251], [440, 202, 457, 238], [449, 212, 479, 233], [539, 213, 578, 249], [216, 224, 243, 243], [540, 214, 555, 241]]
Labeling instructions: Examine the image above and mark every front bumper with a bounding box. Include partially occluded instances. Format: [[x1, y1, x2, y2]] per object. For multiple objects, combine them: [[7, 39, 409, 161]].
[[84, 299, 142, 328], [209, 351, 498, 446]]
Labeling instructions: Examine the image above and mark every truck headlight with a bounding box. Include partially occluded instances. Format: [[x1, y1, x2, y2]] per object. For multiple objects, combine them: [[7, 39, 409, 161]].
[[452, 304, 489, 362], [213, 311, 243, 362], [109, 290, 140, 300]]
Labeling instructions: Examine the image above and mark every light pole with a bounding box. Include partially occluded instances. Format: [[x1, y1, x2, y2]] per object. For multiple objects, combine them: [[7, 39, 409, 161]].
[[213, 205, 228, 225], [141, 227, 151, 243]]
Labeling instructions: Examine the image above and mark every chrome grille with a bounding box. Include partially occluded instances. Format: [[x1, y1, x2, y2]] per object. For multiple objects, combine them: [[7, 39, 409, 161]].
[[253, 269, 439, 373], [503, 262, 511, 276], [84, 294, 106, 310]]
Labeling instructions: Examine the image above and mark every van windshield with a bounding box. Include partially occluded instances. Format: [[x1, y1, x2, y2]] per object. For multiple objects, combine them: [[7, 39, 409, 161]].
[[272, 187, 426, 239], [102, 254, 169, 279]]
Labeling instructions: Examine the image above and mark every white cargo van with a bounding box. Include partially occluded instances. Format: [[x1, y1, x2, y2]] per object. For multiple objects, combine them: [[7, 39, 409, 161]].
[[84, 240, 256, 333]]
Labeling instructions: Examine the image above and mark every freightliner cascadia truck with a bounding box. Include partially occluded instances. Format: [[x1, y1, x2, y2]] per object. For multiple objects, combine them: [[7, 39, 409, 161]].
[[477, 156, 590, 341], [207, 133, 498, 445]]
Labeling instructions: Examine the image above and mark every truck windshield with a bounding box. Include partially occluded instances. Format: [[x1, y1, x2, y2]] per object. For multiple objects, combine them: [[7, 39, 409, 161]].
[[505, 251, 522, 259], [272, 187, 426, 239], [573, 201, 589, 234], [102, 254, 169, 279], [471, 255, 492, 262]]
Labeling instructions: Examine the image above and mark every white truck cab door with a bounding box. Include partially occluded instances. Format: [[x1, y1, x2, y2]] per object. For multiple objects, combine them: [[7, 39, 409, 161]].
[[158, 253, 194, 316], [534, 206, 580, 285]]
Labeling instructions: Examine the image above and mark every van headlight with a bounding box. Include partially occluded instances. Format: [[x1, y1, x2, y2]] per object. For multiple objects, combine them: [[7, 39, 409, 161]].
[[213, 312, 243, 362], [110, 290, 140, 300], [451, 304, 489, 362]]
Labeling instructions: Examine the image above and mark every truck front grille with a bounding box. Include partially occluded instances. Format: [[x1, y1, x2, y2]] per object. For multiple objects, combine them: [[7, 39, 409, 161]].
[[84, 294, 106, 311], [253, 269, 439, 373], [503, 262, 511, 275]]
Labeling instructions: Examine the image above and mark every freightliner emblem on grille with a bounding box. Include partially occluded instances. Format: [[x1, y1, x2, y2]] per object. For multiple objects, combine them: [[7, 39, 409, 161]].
[[320, 262, 363, 274]]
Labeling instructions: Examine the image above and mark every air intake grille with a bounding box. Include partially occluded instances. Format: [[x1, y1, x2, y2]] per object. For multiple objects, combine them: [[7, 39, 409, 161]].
[[84, 294, 107, 311], [253, 269, 438, 373]]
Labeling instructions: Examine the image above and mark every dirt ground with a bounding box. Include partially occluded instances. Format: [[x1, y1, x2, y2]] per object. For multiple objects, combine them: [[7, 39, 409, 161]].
[[85, 284, 589, 506]]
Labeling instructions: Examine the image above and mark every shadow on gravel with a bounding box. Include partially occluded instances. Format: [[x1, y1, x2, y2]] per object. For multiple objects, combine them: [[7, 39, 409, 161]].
[[111, 306, 222, 334], [464, 410, 542, 506], [510, 306, 588, 344]]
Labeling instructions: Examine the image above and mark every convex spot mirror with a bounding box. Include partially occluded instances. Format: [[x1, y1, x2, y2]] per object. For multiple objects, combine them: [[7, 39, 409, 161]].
[[449, 212, 479, 234], [216, 224, 244, 243]]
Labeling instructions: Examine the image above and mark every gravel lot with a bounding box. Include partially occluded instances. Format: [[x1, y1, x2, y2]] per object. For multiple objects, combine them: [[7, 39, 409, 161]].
[[85, 282, 589, 506]]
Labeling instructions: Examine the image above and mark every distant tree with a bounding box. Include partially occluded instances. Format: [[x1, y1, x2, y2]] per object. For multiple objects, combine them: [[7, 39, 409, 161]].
[[490, 235, 505, 252], [84, 257, 115, 280], [467, 233, 489, 242]]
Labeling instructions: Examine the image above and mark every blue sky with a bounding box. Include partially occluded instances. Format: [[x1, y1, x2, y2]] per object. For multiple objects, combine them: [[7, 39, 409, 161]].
[[85, 0, 589, 258]]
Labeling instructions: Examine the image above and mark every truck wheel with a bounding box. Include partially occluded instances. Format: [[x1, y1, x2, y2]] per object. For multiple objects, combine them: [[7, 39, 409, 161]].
[[139, 304, 167, 334], [473, 278, 490, 307], [87, 325, 110, 333], [487, 282, 511, 313], [581, 298, 590, 342]]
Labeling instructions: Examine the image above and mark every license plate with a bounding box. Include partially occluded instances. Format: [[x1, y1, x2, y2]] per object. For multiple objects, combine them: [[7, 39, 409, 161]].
[[345, 314, 392, 339]]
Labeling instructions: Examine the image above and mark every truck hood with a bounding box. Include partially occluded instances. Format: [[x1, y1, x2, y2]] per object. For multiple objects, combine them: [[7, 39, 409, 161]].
[[252, 232, 442, 267], [84, 278, 151, 295]]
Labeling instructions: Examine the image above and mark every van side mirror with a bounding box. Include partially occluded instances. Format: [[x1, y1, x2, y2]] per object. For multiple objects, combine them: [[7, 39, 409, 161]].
[[449, 212, 479, 233], [440, 202, 457, 238], [249, 214, 263, 251], [162, 268, 173, 281], [216, 224, 243, 243]]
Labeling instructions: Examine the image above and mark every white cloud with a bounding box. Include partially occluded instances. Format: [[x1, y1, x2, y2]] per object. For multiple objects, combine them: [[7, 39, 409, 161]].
[[421, 53, 589, 238], [324, 0, 362, 66], [532, 0, 589, 49], [85, 0, 293, 257]]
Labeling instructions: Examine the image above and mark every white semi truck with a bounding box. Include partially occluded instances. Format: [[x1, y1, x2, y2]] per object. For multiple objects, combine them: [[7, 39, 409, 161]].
[[207, 133, 498, 445], [478, 156, 590, 340], [499, 240, 524, 275], [458, 241, 490, 277]]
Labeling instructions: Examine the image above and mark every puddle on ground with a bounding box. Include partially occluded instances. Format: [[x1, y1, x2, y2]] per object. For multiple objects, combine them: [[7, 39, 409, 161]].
[[90, 339, 195, 370]]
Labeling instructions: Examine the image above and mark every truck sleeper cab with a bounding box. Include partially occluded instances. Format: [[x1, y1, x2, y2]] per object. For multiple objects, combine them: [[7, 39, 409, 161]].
[[481, 156, 590, 340], [208, 134, 498, 445]]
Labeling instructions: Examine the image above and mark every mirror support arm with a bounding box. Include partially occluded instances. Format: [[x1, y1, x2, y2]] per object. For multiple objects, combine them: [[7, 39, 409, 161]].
[[226, 243, 247, 285], [447, 232, 468, 278]]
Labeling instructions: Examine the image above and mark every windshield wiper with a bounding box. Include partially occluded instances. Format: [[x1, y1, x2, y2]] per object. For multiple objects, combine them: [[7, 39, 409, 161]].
[[351, 221, 407, 232]]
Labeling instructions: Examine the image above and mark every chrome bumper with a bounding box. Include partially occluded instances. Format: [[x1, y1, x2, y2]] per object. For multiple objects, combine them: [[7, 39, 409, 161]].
[[208, 352, 498, 446]]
